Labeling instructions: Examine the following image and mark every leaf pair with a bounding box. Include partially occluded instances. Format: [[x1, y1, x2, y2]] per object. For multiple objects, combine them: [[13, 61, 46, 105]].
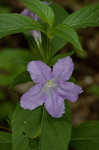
[[11, 102, 71, 150]]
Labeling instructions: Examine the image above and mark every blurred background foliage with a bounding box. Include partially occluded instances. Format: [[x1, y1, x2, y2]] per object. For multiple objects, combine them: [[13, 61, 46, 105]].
[[0, 0, 99, 135]]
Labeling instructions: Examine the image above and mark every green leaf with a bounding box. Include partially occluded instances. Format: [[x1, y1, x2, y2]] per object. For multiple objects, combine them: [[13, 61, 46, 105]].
[[64, 4, 99, 29], [10, 71, 32, 88], [0, 49, 31, 69], [12, 132, 30, 150], [41, 102, 72, 150], [21, 0, 54, 26], [74, 48, 88, 58], [55, 24, 82, 51], [50, 2, 69, 55], [0, 132, 11, 143], [12, 105, 42, 150], [51, 2, 68, 26], [12, 102, 71, 150], [50, 51, 74, 66], [12, 105, 43, 150], [71, 121, 99, 150], [50, 37, 67, 56], [0, 48, 32, 86], [0, 13, 43, 39], [12, 105, 42, 138]]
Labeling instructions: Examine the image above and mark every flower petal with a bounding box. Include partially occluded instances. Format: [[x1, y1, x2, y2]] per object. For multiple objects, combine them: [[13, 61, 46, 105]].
[[20, 84, 45, 110], [28, 61, 52, 84], [57, 81, 83, 102], [53, 56, 74, 81], [45, 90, 65, 118]]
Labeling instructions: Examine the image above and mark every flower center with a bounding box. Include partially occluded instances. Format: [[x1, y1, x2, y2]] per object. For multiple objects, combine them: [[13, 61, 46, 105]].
[[43, 80, 57, 94], [43, 80, 57, 92], [46, 80, 55, 87]]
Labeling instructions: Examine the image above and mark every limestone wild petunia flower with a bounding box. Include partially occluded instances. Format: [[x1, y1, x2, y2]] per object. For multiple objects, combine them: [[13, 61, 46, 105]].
[[20, 56, 83, 118]]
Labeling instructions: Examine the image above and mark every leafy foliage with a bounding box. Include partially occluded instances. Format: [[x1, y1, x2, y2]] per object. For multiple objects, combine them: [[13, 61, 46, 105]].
[[64, 3, 99, 29], [40, 102, 72, 150], [12, 105, 42, 150], [51, 2, 68, 26], [55, 24, 82, 50], [12, 102, 71, 150], [0, 14, 43, 39]]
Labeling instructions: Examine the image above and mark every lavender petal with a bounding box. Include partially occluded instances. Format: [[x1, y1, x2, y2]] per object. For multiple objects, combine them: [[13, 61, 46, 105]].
[[53, 56, 74, 81], [45, 90, 65, 118], [20, 84, 44, 110], [57, 81, 83, 102], [28, 61, 52, 84]]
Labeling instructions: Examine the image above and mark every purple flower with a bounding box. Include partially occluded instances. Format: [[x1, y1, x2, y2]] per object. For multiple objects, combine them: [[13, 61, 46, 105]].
[[21, 1, 51, 45], [20, 56, 83, 118]]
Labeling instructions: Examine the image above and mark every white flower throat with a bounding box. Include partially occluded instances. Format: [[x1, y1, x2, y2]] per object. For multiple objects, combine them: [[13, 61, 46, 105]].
[[44, 80, 57, 90]]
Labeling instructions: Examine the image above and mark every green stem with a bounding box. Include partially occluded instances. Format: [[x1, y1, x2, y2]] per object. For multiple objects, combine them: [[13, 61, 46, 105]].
[[39, 43, 47, 63]]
